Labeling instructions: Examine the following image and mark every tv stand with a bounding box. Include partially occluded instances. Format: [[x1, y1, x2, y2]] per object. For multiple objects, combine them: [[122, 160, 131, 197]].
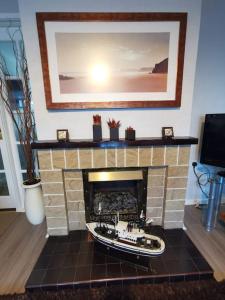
[[204, 171, 225, 231]]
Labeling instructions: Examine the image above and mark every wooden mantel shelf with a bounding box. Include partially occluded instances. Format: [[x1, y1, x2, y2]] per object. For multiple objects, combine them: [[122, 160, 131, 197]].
[[32, 136, 198, 150]]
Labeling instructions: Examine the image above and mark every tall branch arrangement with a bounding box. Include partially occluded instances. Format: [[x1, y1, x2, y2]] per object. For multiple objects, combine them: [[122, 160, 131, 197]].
[[0, 27, 37, 185]]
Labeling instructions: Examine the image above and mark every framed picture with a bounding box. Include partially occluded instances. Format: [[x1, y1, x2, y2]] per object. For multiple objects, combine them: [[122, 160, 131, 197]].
[[162, 127, 174, 139], [57, 129, 69, 142], [36, 12, 187, 110]]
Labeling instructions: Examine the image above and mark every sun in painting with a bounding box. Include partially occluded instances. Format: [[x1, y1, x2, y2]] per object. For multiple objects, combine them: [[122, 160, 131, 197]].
[[90, 63, 109, 85]]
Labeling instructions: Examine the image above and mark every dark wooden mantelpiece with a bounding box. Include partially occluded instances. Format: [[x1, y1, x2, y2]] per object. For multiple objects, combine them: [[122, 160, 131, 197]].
[[32, 137, 198, 150]]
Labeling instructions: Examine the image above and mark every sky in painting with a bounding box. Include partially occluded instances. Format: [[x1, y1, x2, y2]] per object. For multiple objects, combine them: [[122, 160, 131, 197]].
[[55, 32, 169, 74]]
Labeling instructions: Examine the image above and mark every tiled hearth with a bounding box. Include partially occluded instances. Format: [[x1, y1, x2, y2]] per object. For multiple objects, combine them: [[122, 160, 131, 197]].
[[26, 228, 213, 291], [37, 145, 192, 236]]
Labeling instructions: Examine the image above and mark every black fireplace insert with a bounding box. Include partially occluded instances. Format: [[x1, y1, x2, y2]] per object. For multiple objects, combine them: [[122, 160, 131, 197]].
[[83, 167, 148, 222]]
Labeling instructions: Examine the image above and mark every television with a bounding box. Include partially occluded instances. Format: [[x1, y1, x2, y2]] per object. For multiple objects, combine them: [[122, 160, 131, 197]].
[[200, 114, 225, 168]]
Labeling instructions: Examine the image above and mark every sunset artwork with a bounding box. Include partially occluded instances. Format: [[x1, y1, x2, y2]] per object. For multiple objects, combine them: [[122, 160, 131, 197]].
[[56, 32, 169, 94]]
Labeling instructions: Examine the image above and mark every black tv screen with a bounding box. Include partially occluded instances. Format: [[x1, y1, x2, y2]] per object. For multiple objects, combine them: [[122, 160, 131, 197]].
[[200, 114, 225, 168]]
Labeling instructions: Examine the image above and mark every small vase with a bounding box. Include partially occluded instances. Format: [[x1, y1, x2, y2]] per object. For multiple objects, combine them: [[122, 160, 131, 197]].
[[110, 127, 119, 141], [125, 130, 135, 141], [93, 124, 102, 142]]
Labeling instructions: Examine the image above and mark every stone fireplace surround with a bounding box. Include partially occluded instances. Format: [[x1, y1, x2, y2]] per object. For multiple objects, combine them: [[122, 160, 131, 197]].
[[33, 137, 197, 236]]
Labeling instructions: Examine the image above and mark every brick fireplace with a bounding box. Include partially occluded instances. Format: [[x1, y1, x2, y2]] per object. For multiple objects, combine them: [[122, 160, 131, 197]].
[[34, 138, 197, 236]]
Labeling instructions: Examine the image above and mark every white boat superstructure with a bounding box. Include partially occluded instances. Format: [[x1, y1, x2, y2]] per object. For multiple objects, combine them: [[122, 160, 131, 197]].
[[86, 220, 165, 256], [115, 221, 144, 244]]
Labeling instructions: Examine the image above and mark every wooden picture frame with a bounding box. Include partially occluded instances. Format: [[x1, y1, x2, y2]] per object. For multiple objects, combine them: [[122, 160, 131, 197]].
[[162, 127, 174, 139], [57, 129, 69, 142], [36, 12, 187, 110]]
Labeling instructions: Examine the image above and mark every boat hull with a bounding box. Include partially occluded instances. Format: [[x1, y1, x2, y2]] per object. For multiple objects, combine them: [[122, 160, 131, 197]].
[[86, 222, 165, 257]]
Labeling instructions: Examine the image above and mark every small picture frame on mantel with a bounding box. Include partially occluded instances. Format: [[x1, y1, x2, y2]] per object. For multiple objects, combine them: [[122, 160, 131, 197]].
[[162, 127, 174, 139], [57, 129, 69, 142]]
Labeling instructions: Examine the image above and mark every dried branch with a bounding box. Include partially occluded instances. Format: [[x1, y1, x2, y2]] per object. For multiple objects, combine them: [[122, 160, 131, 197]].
[[0, 27, 37, 184]]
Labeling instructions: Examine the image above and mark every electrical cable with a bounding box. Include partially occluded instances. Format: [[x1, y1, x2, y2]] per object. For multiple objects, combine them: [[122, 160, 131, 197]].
[[192, 163, 210, 198]]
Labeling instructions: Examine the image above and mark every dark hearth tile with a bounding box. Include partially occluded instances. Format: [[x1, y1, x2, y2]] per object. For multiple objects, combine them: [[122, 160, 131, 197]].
[[76, 252, 93, 266], [199, 272, 214, 280], [26, 286, 42, 293], [106, 254, 120, 264], [165, 233, 194, 247], [91, 281, 107, 288], [192, 257, 212, 272], [169, 274, 185, 282], [107, 263, 122, 279], [69, 230, 89, 242], [185, 273, 200, 281], [123, 278, 138, 285], [137, 265, 153, 277], [121, 263, 137, 277], [50, 235, 70, 243], [48, 254, 65, 269], [79, 241, 94, 253], [187, 246, 204, 258], [150, 258, 168, 275], [34, 255, 51, 270], [79, 230, 89, 241], [161, 246, 192, 262], [164, 229, 185, 237], [42, 268, 59, 285], [91, 264, 107, 280], [26, 269, 46, 287], [58, 267, 76, 284], [53, 242, 70, 254], [69, 242, 81, 253], [58, 283, 74, 290], [165, 259, 198, 274], [42, 241, 57, 255], [69, 230, 82, 241], [63, 254, 78, 268], [106, 279, 123, 287], [41, 284, 58, 291], [154, 275, 170, 284], [92, 253, 106, 265], [74, 281, 91, 289], [47, 236, 60, 242], [76, 265, 91, 281], [138, 277, 154, 284], [93, 242, 111, 256], [147, 226, 165, 238]]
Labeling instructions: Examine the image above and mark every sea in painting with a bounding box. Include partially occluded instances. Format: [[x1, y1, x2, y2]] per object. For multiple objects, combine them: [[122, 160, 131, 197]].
[[56, 32, 169, 94]]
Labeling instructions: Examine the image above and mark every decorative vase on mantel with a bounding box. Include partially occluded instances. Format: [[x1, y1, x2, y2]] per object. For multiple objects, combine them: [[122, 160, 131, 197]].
[[107, 118, 121, 141], [125, 126, 136, 141], [93, 114, 102, 142], [110, 127, 119, 141]]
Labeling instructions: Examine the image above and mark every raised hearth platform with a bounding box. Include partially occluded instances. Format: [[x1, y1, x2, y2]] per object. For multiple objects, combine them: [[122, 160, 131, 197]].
[[26, 228, 213, 291]]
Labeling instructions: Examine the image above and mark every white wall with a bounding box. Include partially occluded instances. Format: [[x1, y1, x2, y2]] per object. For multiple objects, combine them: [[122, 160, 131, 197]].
[[18, 0, 201, 141], [186, 0, 225, 204], [0, 0, 19, 13]]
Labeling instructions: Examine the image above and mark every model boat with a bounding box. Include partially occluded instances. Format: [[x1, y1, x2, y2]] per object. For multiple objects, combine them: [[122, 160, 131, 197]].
[[86, 215, 165, 257]]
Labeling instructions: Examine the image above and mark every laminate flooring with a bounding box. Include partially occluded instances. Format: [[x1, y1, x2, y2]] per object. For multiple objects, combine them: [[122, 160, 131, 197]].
[[184, 205, 225, 281], [0, 212, 46, 295]]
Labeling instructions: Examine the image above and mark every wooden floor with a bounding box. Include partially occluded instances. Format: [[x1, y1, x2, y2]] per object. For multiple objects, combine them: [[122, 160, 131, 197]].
[[0, 206, 225, 294], [0, 212, 46, 295], [184, 205, 225, 281]]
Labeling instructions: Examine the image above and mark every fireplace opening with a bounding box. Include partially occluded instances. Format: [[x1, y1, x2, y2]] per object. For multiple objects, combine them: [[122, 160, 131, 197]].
[[83, 168, 148, 222]]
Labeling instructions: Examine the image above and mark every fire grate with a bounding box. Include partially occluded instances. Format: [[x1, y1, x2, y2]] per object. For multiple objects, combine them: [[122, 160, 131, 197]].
[[93, 191, 138, 215]]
